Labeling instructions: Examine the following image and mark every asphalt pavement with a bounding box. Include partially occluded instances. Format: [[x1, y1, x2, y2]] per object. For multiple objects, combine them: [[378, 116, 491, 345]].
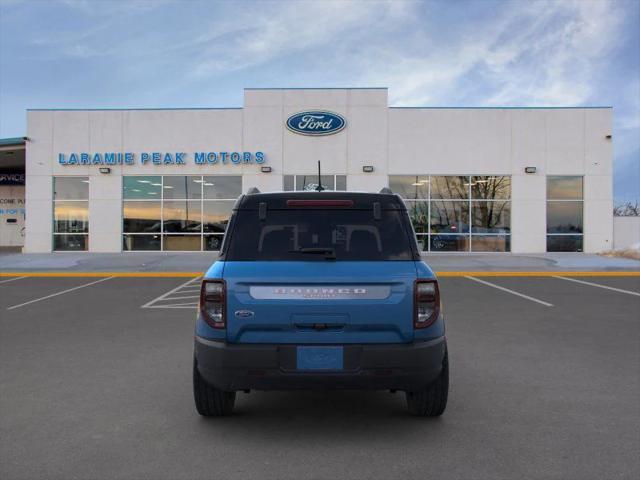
[[1, 274, 639, 479]]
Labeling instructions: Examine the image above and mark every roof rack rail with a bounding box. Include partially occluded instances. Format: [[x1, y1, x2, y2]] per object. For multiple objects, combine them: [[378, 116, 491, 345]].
[[379, 187, 393, 194], [247, 187, 261, 194]]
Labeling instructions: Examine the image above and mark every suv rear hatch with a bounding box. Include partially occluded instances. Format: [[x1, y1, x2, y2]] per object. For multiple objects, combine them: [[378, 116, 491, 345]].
[[220, 194, 420, 344]]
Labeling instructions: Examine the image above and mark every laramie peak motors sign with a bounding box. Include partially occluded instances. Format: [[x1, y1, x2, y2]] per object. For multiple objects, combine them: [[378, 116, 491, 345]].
[[286, 111, 346, 136]]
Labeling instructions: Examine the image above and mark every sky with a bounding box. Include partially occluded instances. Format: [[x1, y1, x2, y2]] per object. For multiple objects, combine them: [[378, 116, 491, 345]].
[[0, 0, 638, 203]]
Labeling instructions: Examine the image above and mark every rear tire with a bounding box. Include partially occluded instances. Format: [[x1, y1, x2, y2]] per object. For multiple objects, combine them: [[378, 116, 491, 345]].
[[405, 350, 448, 417], [193, 359, 236, 416]]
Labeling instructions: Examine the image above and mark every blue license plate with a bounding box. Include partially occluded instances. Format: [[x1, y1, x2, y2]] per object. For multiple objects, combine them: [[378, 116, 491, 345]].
[[296, 346, 343, 371]]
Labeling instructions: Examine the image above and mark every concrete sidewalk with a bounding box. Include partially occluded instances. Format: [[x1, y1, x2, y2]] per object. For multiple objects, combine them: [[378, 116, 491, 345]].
[[0, 251, 638, 274]]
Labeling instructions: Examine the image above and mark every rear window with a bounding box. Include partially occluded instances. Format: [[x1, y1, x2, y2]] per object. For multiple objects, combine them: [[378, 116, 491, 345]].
[[225, 209, 415, 261]]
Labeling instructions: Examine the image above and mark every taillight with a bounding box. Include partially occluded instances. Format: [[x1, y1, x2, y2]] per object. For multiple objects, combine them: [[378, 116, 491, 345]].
[[414, 279, 440, 328], [200, 279, 226, 329]]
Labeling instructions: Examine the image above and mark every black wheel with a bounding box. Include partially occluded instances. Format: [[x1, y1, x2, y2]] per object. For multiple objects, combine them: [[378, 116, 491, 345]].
[[405, 350, 449, 417], [193, 359, 236, 416]]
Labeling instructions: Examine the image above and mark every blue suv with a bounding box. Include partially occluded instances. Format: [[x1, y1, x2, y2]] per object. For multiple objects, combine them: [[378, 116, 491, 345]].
[[193, 190, 448, 416]]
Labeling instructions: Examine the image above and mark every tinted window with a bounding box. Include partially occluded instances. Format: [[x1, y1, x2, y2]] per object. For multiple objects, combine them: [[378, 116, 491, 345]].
[[123, 176, 161, 199], [547, 176, 583, 200], [226, 209, 414, 261], [162, 176, 202, 199], [388, 176, 429, 199], [54, 177, 89, 200], [547, 201, 583, 233]]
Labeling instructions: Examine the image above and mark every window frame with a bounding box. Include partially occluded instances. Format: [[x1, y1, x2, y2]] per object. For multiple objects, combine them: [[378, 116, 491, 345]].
[[546, 175, 584, 252], [387, 175, 512, 253], [53, 176, 90, 251], [122, 175, 241, 252], [283, 174, 348, 192]]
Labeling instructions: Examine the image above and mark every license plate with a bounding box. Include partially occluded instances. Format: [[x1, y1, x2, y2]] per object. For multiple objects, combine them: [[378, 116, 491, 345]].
[[296, 346, 343, 371]]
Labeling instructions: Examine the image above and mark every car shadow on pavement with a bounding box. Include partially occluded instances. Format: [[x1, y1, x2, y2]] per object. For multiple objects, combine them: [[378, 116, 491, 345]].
[[192, 390, 447, 443]]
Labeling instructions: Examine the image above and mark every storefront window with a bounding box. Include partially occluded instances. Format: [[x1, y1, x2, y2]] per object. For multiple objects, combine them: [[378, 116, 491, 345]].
[[53, 177, 89, 251], [547, 176, 583, 252], [547, 176, 583, 200], [430, 176, 469, 199], [162, 176, 202, 200], [123, 201, 161, 232], [389, 176, 429, 200], [388, 175, 511, 252], [430, 201, 469, 234], [122, 175, 241, 251], [122, 234, 161, 251], [283, 175, 347, 191], [123, 176, 161, 199], [471, 176, 511, 200], [471, 235, 511, 252], [430, 234, 470, 252], [471, 201, 510, 233], [203, 201, 234, 233], [203, 176, 242, 199], [162, 200, 202, 233]]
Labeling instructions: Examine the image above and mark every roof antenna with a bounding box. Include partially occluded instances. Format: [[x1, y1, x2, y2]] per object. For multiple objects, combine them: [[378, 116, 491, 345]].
[[316, 160, 324, 191]]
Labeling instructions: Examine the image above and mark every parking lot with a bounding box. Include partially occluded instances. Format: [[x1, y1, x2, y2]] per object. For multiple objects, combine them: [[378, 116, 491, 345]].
[[1, 273, 639, 480]]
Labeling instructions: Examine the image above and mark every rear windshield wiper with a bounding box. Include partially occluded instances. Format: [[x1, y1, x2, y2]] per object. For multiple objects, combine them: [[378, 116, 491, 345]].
[[288, 247, 337, 260]]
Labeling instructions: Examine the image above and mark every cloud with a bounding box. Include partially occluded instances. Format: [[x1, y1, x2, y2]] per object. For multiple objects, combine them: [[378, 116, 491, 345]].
[[356, 0, 625, 107], [188, 1, 413, 79]]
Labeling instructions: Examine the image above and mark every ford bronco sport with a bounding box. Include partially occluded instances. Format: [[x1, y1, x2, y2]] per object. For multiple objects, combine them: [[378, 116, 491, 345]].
[[193, 190, 448, 416]]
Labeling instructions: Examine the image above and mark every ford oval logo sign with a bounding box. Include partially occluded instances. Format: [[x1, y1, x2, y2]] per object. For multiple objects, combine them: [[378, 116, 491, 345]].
[[286, 111, 346, 136]]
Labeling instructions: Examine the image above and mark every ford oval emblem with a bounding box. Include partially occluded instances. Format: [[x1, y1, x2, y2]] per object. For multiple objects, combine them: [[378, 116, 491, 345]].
[[234, 310, 254, 319], [286, 111, 346, 136]]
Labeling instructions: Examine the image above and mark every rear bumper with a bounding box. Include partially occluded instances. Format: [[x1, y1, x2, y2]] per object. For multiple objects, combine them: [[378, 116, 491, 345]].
[[194, 336, 446, 392]]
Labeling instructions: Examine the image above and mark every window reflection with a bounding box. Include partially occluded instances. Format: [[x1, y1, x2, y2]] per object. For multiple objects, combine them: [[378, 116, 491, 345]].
[[389, 176, 429, 199], [547, 201, 583, 233], [296, 175, 335, 191], [163, 235, 201, 251], [53, 235, 87, 251], [472, 201, 510, 233], [123, 234, 160, 251], [431, 176, 469, 199], [162, 176, 202, 199], [471, 235, 510, 252], [54, 177, 89, 200], [123, 201, 161, 232], [547, 176, 583, 200], [406, 201, 429, 233], [430, 235, 470, 252], [121, 175, 241, 251], [123, 176, 162, 199], [430, 201, 469, 233], [415, 234, 429, 252], [54, 201, 89, 233], [203, 201, 234, 233], [203, 176, 242, 199], [204, 234, 224, 251], [547, 235, 583, 252], [471, 176, 510, 200]]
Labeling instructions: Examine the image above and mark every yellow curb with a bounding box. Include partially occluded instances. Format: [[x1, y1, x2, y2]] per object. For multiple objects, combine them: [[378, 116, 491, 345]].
[[0, 271, 638, 278]]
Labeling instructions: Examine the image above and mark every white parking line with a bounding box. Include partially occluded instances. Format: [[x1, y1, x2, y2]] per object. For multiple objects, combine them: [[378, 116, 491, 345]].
[[141, 276, 201, 308], [0, 276, 27, 284], [554, 276, 640, 297], [465, 276, 554, 307], [144, 303, 198, 309], [7, 277, 114, 310]]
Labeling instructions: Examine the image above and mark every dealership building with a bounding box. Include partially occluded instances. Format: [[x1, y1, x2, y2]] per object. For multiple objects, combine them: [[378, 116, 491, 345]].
[[0, 88, 614, 253]]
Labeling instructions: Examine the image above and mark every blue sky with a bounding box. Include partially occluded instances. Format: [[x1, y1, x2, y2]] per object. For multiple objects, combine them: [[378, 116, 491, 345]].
[[0, 0, 638, 203]]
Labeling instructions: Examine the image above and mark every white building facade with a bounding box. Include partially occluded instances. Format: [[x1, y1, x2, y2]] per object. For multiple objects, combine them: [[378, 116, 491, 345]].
[[24, 88, 613, 253]]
